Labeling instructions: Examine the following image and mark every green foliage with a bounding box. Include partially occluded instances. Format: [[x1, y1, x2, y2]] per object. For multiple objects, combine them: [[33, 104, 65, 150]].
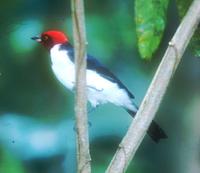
[[176, 0, 200, 57], [0, 150, 25, 173], [176, 0, 192, 17], [135, 0, 169, 59]]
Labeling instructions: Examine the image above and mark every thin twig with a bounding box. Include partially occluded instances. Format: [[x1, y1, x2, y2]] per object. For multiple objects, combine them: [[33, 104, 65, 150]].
[[71, 0, 91, 173], [105, 0, 200, 172]]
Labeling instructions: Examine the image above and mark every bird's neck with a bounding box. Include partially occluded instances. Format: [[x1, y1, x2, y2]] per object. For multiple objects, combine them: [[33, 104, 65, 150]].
[[58, 42, 73, 51], [50, 43, 75, 65]]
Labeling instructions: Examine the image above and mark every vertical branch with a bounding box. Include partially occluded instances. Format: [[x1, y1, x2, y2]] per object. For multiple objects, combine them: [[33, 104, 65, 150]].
[[105, 0, 200, 173], [71, 0, 91, 173]]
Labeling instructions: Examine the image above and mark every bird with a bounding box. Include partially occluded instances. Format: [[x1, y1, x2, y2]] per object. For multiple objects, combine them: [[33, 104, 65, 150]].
[[32, 30, 167, 143]]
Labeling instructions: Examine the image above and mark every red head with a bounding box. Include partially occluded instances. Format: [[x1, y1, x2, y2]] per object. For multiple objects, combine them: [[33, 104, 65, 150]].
[[32, 30, 69, 49]]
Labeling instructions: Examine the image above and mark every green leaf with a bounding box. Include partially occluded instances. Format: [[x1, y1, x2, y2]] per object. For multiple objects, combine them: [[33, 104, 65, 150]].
[[176, 0, 200, 57], [135, 0, 169, 59], [0, 149, 25, 173]]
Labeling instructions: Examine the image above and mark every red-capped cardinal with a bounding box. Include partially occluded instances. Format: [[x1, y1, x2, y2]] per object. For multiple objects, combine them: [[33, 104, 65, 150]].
[[32, 30, 167, 142]]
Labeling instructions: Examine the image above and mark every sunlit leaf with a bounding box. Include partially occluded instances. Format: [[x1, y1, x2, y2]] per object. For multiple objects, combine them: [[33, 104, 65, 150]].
[[135, 0, 169, 59], [176, 0, 200, 57]]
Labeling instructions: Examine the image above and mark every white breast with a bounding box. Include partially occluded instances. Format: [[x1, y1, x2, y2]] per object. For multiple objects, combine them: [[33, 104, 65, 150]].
[[50, 45, 75, 90]]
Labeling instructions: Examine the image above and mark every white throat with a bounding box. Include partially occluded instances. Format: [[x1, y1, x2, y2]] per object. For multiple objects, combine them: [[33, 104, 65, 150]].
[[50, 44, 75, 90]]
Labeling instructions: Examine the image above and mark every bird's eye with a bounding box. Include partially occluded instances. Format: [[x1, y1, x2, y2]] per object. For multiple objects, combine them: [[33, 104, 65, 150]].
[[42, 35, 49, 41]]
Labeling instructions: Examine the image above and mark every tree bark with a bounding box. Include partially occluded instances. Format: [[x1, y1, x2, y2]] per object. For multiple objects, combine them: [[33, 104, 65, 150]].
[[71, 0, 91, 173], [105, 0, 200, 172]]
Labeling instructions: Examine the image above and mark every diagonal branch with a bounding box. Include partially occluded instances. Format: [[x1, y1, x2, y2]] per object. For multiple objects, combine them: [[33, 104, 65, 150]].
[[105, 0, 200, 172], [71, 0, 91, 173]]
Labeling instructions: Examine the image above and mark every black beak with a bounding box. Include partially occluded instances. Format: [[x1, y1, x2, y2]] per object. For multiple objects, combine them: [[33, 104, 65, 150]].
[[31, 36, 42, 42]]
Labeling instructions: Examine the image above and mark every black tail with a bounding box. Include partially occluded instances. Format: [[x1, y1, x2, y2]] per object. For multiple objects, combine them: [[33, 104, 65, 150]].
[[126, 109, 167, 143]]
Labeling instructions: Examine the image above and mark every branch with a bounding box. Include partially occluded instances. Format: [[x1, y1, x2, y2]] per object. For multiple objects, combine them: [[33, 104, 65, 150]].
[[71, 0, 91, 173], [105, 0, 200, 172]]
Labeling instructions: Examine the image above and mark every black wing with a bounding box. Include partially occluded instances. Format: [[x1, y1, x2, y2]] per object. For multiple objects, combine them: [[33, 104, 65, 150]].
[[60, 43, 135, 99], [86, 55, 134, 99]]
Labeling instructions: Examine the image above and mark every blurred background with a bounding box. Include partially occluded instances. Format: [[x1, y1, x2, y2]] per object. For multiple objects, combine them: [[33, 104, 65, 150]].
[[0, 0, 200, 173]]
